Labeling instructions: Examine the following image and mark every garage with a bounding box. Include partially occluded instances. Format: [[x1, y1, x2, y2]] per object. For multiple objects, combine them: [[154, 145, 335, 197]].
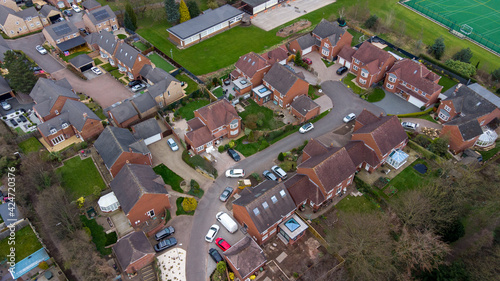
[[69, 54, 94, 72], [408, 95, 425, 108], [338, 57, 351, 68], [243, 0, 275, 15], [0, 76, 14, 102], [302, 46, 312, 55]]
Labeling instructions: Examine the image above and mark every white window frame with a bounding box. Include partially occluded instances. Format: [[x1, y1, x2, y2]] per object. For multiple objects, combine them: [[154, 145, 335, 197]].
[[253, 208, 260, 215], [386, 83, 394, 89], [147, 209, 155, 217], [438, 112, 449, 121], [321, 48, 329, 56], [354, 59, 360, 64], [388, 75, 396, 83], [359, 78, 366, 84], [352, 65, 358, 71], [444, 105, 451, 112], [271, 196, 277, 204], [280, 190, 286, 197], [51, 135, 65, 145]]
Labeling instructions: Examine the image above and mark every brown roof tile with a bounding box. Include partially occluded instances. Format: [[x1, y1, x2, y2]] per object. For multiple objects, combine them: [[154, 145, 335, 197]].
[[338, 45, 356, 62], [113, 231, 154, 272], [284, 174, 325, 205], [302, 138, 330, 159], [355, 109, 380, 129], [185, 126, 214, 148], [388, 59, 443, 96], [291, 95, 320, 117], [261, 46, 288, 65], [344, 140, 380, 167], [187, 117, 205, 130], [352, 42, 392, 71], [223, 236, 267, 280], [234, 52, 270, 79], [353, 115, 408, 156], [194, 99, 240, 131]]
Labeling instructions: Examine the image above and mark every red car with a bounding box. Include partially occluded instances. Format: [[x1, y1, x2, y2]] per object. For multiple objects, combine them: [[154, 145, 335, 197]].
[[303, 58, 312, 65], [215, 238, 231, 251]]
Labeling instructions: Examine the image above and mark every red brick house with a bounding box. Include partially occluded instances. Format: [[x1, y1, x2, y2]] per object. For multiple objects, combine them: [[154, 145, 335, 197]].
[[113, 231, 155, 275], [288, 34, 318, 57], [384, 59, 443, 108], [112, 40, 151, 80], [260, 45, 288, 65], [232, 181, 308, 245], [94, 126, 152, 177], [111, 164, 170, 226], [437, 83, 500, 153], [108, 100, 140, 128], [223, 236, 267, 280], [185, 99, 241, 154], [290, 95, 320, 123], [261, 63, 309, 108], [231, 52, 271, 96], [30, 78, 78, 122]]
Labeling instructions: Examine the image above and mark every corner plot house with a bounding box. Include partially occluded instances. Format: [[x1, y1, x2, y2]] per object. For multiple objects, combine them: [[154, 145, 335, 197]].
[[167, 4, 243, 48]]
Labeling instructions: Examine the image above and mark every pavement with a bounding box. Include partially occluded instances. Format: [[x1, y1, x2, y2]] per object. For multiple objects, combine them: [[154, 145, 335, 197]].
[[372, 89, 421, 115], [304, 51, 347, 83]]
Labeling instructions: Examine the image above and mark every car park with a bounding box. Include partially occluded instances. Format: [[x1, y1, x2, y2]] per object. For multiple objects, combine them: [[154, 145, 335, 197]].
[[167, 138, 179, 151], [35, 45, 47, 55], [1, 101, 11, 110], [154, 237, 177, 252], [227, 148, 240, 162], [299, 123, 314, 133], [215, 238, 231, 251], [336, 66, 348, 75], [208, 248, 223, 263], [63, 10, 72, 17], [205, 224, 220, 242], [219, 187, 233, 202], [72, 5, 81, 12], [91, 66, 102, 75], [343, 113, 356, 123], [154, 226, 175, 241], [303, 58, 312, 65], [132, 83, 146, 92], [401, 121, 418, 130], [263, 170, 278, 181], [225, 169, 245, 178], [271, 165, 287, 180], [128, 80, 143, 88]]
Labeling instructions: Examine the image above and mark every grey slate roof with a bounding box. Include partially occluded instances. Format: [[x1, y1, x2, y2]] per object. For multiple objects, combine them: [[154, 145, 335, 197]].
[[132, 118, 162, 140], [114, 41, 140, 69], [84, 32, 99, 45], [233, 181, 296, 233], [455, 117, 483, 141], [16, 7, 38, 19], [39, 5, 59, 17], [30, 78, 78, 118], [113, 231, 154, 273], [108, 100, 138, 124], [69, 53, 93, 68], [290, 95, 319, 117], [110, 164, 168, 215], [312, 19, 345, 40], [86, 5, 115, 25], [0, 36, 11, 62], [44, 20, 79, 40], [167, 4, 243, 39], [96, 31, 118, 55], [82, 0, 101, 10], [263, 63, 306, 96], [146, 77, 179, 98], [446, 85, 498, 119], [0, 5, 16, 25], [57, 36, 86, 52], [467, 83, 500, 108], [0, 76, 11, 94], [296, 34, 320, 50], [242, 0, 268, 6], [131, 93, 157, 114], [94, 126, 150, 169], [223, 236, 267, 280], [140, 64, 177, 85]]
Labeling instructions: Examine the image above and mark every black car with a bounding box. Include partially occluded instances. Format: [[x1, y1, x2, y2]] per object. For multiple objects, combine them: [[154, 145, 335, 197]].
[[63, 10, 73, 17], [209, 248, 223, 263], [18, 115, 27, 123], [336, 66, 348, 75], [9, 119, 18, 127], [154, 226, 175, 241], [263, 170, 278, 181], [128, 80, 143, 88], [154, 237, 177, 252], [227, 148, 240, 162]]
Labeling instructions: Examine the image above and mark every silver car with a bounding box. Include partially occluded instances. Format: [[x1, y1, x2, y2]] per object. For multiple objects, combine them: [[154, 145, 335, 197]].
[[167, 138, 179, 151]]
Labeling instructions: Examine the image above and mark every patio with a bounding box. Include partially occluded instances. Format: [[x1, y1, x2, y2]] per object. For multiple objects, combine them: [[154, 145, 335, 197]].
[[38, 135, 83, 152]]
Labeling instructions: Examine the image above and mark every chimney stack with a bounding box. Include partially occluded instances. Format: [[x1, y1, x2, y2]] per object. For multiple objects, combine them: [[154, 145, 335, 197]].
[[83, 112, 88, 119]]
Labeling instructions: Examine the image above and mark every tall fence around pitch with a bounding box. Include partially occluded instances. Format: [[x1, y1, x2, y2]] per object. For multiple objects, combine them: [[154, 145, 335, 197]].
[[401, 1, 500, 55]]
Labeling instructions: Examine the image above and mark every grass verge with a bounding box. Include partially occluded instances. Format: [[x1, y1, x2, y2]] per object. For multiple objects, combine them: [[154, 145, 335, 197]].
[[175, 197, 194, 216], [342, 73, 365, 95], [153, 164, 184, 193], [366, 88, 386, 102]]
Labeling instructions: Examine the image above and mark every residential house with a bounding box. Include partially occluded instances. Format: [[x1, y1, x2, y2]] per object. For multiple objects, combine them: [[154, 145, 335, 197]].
[[113, 231, 155, 275], [46, 0, 82, 8], [82, 5, 118, 33], [241, 0, 279, 15], [82, 0, 101, 11], [0, 73, 13, 101], [290, 95, 320, 123], [42, 20, 87, 52], [108, 100, 140, 128], [130, 92, 158, 120], [288, 34, 318, 57], [384, 59, 443, 108], [184, 99, 241, 154], [39, 5, 62, 24], [110, 164, 170, 226], [223, 237, 267, 281], [167, 4, 243, 48], [0, 6, 47, 38], [260, 45, 288, 65], [261, 63, 309, 108], [94, 126, 152, 177], [438, 84, 500, 152], [233, 181, 308, 245], [0, 0, 18, 11], [0, 36, 11, 62], [339, 42, 396, 87], [140, 64, 185, 108], [113, 40, 151, 79], [30, 78, 78, 122], [231, 52, 271, 96], [95, 30, 117, 63], [68, 53, 94, 72], [131, 118, 163, 146]]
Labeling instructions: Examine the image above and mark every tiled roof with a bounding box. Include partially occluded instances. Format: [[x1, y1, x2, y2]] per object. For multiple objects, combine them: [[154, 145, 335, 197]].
[[114, 41, 140, 69], [223, 236, 267, 280], [82, 0, 101, 10], [355, 109, 380, 128], [446, 84, 498, 118], [69, 54, 93, 68], [344, 140, 380, 167], [234, 52, 269, 80], [467, 83, 500, 108], [113, 231, 154, 272], [132, 118, 162, 140], [96, 31, 118, 55], [194, 99, 240, 131], [108, 100, 138, 124], [39, 5, 59, 17], [16, 7, 38, 19], [185, 125, 214, 148], [261, 46, 288, 64], [312, 19, 345, 41], [290, 95, 319, 117], [302, 138, 330, 159], [338, 45, 356, 62], [284, 174, 325, 205], [187, 117, 205, 131], [30, 78, 78, 118], [295, 34, 319, 50], [86, 5, 115, 25], [352, 42, 393, 73], [0, 5, 15, 25], [387, 59, 442, 96], [353, 115, 408, 156], [0, 76, 11, 94], [139, 64, 178, 85], [131, 93, 157, 114], [263, 63, 307, 96]]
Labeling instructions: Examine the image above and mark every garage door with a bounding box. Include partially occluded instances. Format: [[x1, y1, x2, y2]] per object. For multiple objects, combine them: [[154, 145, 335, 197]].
[[345, 61, 351, 68], [253, 3, 266, 14], [49, 15, 60, 23], [80, 63, 93, 72], [408, 96, 425, 108], [302, 47, 312, 55], [266, 0, 278, 8]]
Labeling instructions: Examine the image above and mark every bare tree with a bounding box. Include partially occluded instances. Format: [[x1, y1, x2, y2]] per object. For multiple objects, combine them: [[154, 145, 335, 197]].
[[390, 189, 433, 231]]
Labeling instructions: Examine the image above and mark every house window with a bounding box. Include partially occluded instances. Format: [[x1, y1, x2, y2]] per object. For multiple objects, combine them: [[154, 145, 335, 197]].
[[10, 31, 13, 34], [230, 119, 238, 129], [361, 69, 369, 78], [354, 58, 360, 64], [386, 83, 394, 89], [62, 122, 69, 129], [402, 81, 407, 86], [196, 146, 204, 152], [280, 190, 286, 197], [55, 110, 59, 115], [359, 78, 366, 84], [98, 23, 101, 27], [27, 17, 32, 21], [352, 65, 358, 71], [51, 135, 65, 145], [207, 141, 213, 147], [271, 196, 277, 204], [444, 105, 451, 112], [262, 202, 269, 209], [438, 112, 449, 121], [147, 210, 155, 217], [49, 128, 57, 135], [15, 21, 19, 25], [322, 48, 329, 56], [324, 42, 329, 48], [30, 24, 34, 27], [18, 28, 22, 31], [138, 56, 141, 62], [388, 74, 396, 82], [230, 130, 238, 135], [112, 18, 115, 22], [253, 208, 260, 215], [73, 34, 77, 38], [414, 87, 419, 93], [37, 22, 40, 25]]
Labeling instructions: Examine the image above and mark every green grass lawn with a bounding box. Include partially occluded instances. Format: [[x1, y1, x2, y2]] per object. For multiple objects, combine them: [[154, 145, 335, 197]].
[[177, 99, 210, 120], [110, 69, 124, 79], [335, 195, 379, 213], [80, 215, 117, 256], [367, 88, 386, 102], [342, 73, 365, 95], [85, 102, 106, 120], [415, 113, 438, 123], [321, 59, 335, 67], [384, 159, 432, 195], [239, 99, 284, 130], [438, 75, 458, 92], [57, 157, 106, 199], [14, 127, 26, 135], [117, 34, 127, 40], [175, 197, 195, 216], [93, 58, 103, 65], [0, 226, 42, 263], [18, 137, 43, 154], [348, 28, 366, 46], [133, 41, 149, 51], [234, 137, 261, 157], [212, 86, 224, 98], [153, 164, 185, 193], [101, 63, 118, 72], [478, 141, 500, 161], [175, 73, 198, 94], [60, 51, 91, 62], [148, 53, 175, 72]]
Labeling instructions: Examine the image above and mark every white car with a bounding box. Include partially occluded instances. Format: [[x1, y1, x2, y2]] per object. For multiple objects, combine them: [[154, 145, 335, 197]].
[[401, 121, 418, 130], [72, 5, 81, 12], [1, 101, 12, 110], [132, 84, 146, 92], [167, 138, 179, 151], [299, 122, 314, 133], [205, 224, 220, 243], [343, 113, 356, 123], [225, 169, 245, 178], [91, 66, 102, 75], [35, 45, 47, 55]]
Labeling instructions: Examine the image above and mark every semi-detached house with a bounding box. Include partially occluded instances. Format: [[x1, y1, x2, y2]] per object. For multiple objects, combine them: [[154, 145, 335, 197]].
[[82, 5, 118, 33], [42, 21, 87, 52], [0, 6, 48, 38]]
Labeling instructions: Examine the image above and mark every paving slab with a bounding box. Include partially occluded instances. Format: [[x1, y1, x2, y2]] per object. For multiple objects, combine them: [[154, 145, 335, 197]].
[[276, 252, 288, 263]]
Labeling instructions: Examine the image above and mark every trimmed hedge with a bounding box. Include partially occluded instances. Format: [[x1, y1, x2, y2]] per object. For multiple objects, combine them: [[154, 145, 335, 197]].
[[408, 140, 440, 160], [419, 54, 477, 84]]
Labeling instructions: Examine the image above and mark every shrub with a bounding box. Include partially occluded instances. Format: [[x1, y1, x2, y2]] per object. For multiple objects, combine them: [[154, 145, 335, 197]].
[[79, 141, 88, 149], [38, 261, 49, 270], [218, 146, 225, 153], [364, 14, 378, 29], [278, 152, 285, 161], [451, 47, 473, 63], [445, 59, 476, 77], [414, 134, 432, 148], [251, 172, 261, 181], [217, 261, 227, 276], [228, 140, 235, 148], [181, 197, 198, 212], [245, 121, 257, 130], [259, 139, 269, 151], [224, 144, 230, 150], [428, 137, 449, 156], [429, 36, 445, 60]]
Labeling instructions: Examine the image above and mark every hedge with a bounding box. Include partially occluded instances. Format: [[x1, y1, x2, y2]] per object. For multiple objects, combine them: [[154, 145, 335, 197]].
[[182, 150, 218, 178], [408, 140, 440, 160], [419, 54, 477, 84]]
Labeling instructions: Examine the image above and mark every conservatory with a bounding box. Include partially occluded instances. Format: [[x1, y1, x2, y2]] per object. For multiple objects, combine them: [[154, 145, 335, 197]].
[[98, 192, 120, 213], [386, 149, 409, 169], [475, 129, 498, 147]]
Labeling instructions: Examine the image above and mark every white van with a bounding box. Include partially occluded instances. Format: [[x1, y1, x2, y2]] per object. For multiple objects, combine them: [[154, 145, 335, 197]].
[[216, 212, 238, 234]]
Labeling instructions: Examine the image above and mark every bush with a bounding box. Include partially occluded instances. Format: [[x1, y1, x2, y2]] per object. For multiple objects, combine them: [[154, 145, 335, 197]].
[[251, 172, 261, 181], [445, 59, 476, 77], [429, 36, 445, 60], [428, 137, 449, 157], [79, 141, 88, 150], [38, 261, 49, 270], [278, 152, 285, 161], [258, 139, 269, 151], [364, 14, 378, 29], [414, 134, 432, 148], [218, 146, 225, 153], [181, 197, 198, 212]]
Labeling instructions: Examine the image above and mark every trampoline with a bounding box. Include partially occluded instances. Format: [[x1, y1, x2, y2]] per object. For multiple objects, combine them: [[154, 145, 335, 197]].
[[413, 164, 428, 174]]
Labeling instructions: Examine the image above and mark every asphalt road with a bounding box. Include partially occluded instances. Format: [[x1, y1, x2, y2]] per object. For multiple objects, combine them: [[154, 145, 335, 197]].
[[186, 81, 385, 281]]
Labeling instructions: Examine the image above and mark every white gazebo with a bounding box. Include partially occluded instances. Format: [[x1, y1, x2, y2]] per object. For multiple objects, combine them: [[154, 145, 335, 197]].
[[98, 192, 120, 213]]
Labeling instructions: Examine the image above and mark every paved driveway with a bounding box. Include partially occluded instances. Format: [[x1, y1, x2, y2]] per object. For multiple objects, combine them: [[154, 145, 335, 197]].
[[373, 89, 420, 115], [304, 52, 347, 83], [67, 10, 84, 29]]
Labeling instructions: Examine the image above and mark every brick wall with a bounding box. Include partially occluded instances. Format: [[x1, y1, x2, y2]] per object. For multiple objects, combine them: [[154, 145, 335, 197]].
[[279, 79, 309, 108], [2, 14, 44, 38], [80, 118, 104, 140], [232, 205, 263, 244], [125, 253, 155, 274], [127, 193, 170, 226]]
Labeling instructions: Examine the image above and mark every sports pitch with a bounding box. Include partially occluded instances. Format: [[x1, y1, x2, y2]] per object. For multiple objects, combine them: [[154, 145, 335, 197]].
[[405, 0, 500, 53]]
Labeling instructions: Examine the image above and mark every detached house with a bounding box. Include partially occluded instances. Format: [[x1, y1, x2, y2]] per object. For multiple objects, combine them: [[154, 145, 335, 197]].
[[111, 164, 170, 226], [384, 59, 443, 108], [290, 95, 320, 123], [261, 63, 309, 108], [42, 21, 87, 52], [82, 5, 118, 33], [94, 126, 152, 177], [0, 0, 19, 11], [108, 100, 140, 128], [30, 78, 78, 122], [223, 237, 267, 281], [113, 231, 155, 275], [46, 0, 82, 8], [140, 64, 185, 108], [39, 5, 63, 24], [113, 40, 151, 80], [185, 99, 241, 154], [0, 6, 47, 38], [231, 52, 271, 96]]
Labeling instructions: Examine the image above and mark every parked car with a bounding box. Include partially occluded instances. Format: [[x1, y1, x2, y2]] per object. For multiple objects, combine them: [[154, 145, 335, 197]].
[[167, 138, 179, 151], [271, 165, 287, 180], [132, 83, 146, 92], [9, 119, 17, 127], [401, 121, 418, 130], [216, 212, 238, 233], [208, 248, 224, 263], [215, 238, 231, 251], [18, 115, 27, 123], [78, 28, 89, 35], [336, 66, 348, 75], [227, 148, 240, 162], [128, 80, 143, 88], [1, 101, 11, 110], [72, 4, 81, 12], [154, 237, 177, 252], [219, 187, 233, 202], [225, 169, 245, 178], [154, 226, 175, 241], [63, 10, 72, 17], [91, 66, 102, 75], [263, 170, 278, 181], [303, 58, 312, 65], [205, 224, 220, 243], [56, 17, 65, 22], [299, 123, 314, 133], [35, 45, 47, 55], [343, 113, 356, 123]]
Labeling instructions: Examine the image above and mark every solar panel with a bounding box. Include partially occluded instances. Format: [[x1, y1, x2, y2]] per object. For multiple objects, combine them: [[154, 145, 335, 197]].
[[93, 9, 110, 21], [53, 23, 72, 36]]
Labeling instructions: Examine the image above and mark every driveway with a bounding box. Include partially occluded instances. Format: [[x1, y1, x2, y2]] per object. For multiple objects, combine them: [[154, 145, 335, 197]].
[[67, 10, 84, 29], [401, 117, 443, 132], [304, 52, 347, 83], [373, 89, 421, 115], [0, 96, 34, 116], [286, 63, 319, 85], [186, 81, 384, 281]]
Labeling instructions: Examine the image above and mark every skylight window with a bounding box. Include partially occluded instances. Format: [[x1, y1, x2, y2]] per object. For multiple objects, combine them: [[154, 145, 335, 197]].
[[280, 190, 286, 197]]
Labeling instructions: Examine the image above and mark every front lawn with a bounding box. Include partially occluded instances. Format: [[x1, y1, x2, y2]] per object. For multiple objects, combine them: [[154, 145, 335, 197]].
[[415, 113, 438, 124], [175, 74, 198, 95], [18, 137, 42, 154], [342, 73, 365, 95], [438, 75, 458, 92], [80, 215, 117, 256], [60, 51, 91, 62], [239, 99, 284, 130], [101, 63, 118, 72], [109, 69, 124, 80], [148, 53, 176, 72], [366, 88, 386, 102], [153, 164, 184, 193], [336, 195, 379, 213], [93, 58, 103, 65], [177, 99, 210, 120], [57, 157, 106, 199], [85, 102, 106, 120], [0, 226, 42, 263]]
